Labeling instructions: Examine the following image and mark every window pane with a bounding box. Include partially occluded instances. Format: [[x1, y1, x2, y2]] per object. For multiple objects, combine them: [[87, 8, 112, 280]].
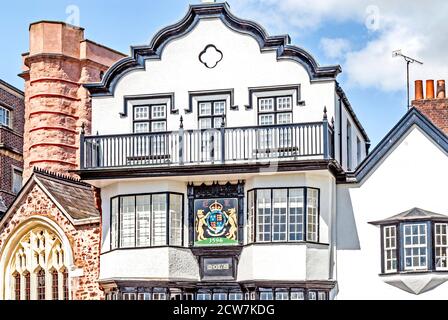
[[120, 196, 135, 248], [247, 191, 255, 244], [256, 190, 271, 242], [197, 293, 212, 300], [134, 122, 150, 133], [12, 169, 22, 194], [136, 195, 151, 247], [290, 290, 304, 300], [152, 194, 167, 246], [306, 189, 318, 242], [272, 189, 287, 242], [228, 292, 243, 300], [151, 105, 166, 119], [169, 194, 183, 246], [275, 291, 289, 300], [383, 225, 397, 273], [199, 118, 212, 129], [277, 96, 292, 110], [259, 98, 274, 112], [199, 102, 212, 116], [134, 106, 149, 120], [111, 198, 119, 249], [259, 289, 273, 300], [214, 101, 226, 115], [151, 121, 166, 132], [277, 113, 292, 124], [214, 117, 224, 128], [259, 114, 274, 126], [403, 223, 428, 271], [289, 189, 304, 241], [213, 293, 228, 300], [435, 223, 448, 270], [308, 291, 317, 300]]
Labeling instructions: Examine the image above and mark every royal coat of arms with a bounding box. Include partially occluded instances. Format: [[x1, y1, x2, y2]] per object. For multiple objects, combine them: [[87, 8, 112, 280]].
[[194, 198, 238, 246]]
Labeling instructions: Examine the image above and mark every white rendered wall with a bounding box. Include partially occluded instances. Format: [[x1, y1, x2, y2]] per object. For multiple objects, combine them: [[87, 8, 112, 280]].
[[91, 18, 336, 135], [336, 126, 448, 299], [99, 171, 336, 282]]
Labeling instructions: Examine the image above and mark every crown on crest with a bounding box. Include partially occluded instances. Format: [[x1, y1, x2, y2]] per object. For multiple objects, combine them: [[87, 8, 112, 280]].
[[209, 201, 223, 211]]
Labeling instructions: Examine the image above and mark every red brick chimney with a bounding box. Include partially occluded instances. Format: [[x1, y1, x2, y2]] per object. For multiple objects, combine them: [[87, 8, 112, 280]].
[[19, 21, 126, 181], [412, 79, 448, 135]]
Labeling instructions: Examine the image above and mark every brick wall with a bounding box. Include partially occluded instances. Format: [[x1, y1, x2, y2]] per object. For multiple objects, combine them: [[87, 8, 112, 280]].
[[412, 98, 448, 135], [0, 83, 24, 210]]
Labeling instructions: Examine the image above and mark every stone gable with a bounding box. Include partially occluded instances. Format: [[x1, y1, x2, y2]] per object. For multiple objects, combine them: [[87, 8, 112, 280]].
[[0, 183, 103, 300]]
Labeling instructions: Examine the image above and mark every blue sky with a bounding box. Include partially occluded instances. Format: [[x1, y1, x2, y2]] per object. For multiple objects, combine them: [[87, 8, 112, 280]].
[[0, 0, 436, 146]]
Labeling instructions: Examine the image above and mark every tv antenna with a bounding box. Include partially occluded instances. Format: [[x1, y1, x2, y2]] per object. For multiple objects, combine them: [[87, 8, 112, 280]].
[[392, 50, 423, 109]]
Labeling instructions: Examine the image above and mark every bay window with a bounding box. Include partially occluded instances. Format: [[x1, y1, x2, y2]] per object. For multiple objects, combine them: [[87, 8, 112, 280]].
[[248, 187, 319, 243], [372, 210, 448, 274], [110, 193, 184, 250]]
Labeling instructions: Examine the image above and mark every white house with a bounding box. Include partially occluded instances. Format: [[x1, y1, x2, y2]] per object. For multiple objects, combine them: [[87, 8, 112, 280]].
[[78, 1, 370, 300], [1, 0, 446, 301]]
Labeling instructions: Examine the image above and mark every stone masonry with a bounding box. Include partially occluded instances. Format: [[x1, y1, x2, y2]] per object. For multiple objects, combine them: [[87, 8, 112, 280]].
[[0, 183, 102, 299], [20, 21, 126, 181]]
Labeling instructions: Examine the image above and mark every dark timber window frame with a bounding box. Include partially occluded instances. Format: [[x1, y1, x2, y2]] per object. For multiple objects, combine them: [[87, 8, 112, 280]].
[[257, 95, 293, 126], [247, 187, 321, 244], [110, 192, 185, 251], [379, 221, 448, 275], [132, 104, 167, 133], [197, 99, 227, 129]]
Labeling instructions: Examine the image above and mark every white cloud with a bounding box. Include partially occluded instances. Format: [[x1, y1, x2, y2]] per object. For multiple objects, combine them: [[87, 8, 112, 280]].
[[320, 38, 351, 60], [230, 0, 448, 92]]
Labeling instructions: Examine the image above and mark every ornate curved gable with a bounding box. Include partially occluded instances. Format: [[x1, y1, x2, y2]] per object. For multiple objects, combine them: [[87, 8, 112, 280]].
[[85, 2, 342, 97]]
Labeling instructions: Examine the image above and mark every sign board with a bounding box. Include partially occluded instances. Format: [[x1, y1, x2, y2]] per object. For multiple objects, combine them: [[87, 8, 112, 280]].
[[194, 198, 238, 246]]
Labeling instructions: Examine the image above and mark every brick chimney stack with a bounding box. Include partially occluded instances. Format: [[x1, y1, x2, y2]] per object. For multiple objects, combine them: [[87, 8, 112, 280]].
[[19, 21, 126, 181], [412, 79, 448, 135]]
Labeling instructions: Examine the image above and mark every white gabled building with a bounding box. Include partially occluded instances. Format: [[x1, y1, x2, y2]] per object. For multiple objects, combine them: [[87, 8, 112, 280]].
[[336, 103, 448, 299], [79, 1, 370, 300], [3, 0, 446, 301]]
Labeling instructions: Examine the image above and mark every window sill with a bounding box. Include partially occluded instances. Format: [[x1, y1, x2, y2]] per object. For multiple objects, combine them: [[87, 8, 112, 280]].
[[379, 270, 448, 276], [245, 241, 329, 247]]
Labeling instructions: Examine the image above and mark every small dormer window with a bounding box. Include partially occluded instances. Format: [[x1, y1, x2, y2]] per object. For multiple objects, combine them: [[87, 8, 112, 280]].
[[370, 208, 448, 275]]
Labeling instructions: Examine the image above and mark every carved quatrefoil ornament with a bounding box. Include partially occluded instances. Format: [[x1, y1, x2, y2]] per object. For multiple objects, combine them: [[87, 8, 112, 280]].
[[199, 44, 223, 69]]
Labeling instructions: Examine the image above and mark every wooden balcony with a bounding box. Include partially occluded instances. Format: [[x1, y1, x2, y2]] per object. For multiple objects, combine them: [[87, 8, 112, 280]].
[[79, 117, 335, 177]]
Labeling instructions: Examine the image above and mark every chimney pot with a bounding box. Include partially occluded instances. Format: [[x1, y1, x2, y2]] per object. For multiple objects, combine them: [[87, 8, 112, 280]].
[[437, 80, 446, 99], [415, 80, 423, 100], [426, 80, 435, 99]]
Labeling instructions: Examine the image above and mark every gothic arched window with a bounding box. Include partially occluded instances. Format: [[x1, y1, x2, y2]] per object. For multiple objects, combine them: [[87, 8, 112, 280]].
[[8, 227, 69, 300]]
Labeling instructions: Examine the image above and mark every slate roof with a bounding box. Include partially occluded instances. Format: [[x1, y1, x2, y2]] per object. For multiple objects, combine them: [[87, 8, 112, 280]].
[[369, 207, 448, 225], [0, 168, 100, 227], [34, 169, 100, 220], [347, 107, 448, 183]]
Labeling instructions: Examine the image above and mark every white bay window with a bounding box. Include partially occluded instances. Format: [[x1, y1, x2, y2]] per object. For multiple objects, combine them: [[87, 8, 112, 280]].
[[110, 193, 184, 250], [248, 187, 319, 243]]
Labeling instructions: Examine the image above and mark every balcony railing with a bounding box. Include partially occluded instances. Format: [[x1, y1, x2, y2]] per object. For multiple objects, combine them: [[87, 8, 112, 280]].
[[80, 118, 334, 170]]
